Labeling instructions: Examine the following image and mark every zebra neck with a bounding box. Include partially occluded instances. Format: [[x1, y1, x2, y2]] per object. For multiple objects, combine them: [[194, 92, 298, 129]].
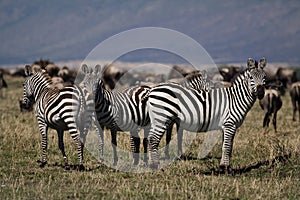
[[95, 84, 114, 106], [33, 77, 52, 102], [229, 81, 256, 112]]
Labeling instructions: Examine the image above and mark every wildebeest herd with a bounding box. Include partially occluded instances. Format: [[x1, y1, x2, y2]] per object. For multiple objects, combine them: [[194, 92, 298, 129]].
[[1, 58, 299, 173]]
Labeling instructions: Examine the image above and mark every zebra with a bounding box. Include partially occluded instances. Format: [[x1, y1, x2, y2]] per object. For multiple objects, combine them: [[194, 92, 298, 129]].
[[165, 70, 211, 159], [21, 65, 87, 170], [80, 64, 151, 166], [290, 82, 300, 121], [146, 57, 267, 172]]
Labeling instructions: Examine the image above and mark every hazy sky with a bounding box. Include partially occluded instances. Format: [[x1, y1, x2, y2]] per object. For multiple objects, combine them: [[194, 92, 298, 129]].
[[0, 0, 299, 65]]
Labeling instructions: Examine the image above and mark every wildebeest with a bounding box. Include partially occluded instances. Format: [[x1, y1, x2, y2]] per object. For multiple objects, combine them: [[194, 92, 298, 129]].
[[101, 64, 125, 90], [276, 67, 297, 95], [45, 64, 60, 77], [290, 82, 300, 121], [0, 70, 8, 98], [168, 65, 195, 79], [33, 59, 54, 69], [219, 65, 242, 82], [259, 88, 282, 132]]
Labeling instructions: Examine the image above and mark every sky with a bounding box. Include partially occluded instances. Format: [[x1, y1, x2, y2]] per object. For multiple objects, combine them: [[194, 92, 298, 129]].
[[0, 0, 299, 65]]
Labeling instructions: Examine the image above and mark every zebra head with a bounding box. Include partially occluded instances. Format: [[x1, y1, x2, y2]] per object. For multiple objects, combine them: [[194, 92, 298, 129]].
[[246, 57, 267, 100], [81, 64, 104, 96], [22, 65, 36, 109], [80, 64, 94, 93]]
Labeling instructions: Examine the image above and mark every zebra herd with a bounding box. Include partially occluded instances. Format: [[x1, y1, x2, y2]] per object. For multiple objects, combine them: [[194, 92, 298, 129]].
[[21, 57, 271, 172]]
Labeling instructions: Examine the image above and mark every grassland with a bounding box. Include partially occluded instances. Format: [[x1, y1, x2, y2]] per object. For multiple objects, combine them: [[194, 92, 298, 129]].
[[0, 75, 299, 199]]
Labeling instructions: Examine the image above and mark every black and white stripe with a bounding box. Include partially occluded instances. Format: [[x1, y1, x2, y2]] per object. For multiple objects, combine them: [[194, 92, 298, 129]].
[[146, 58, 267, 170], [165, 70, 210, 158], [22, 65, 86, 170]]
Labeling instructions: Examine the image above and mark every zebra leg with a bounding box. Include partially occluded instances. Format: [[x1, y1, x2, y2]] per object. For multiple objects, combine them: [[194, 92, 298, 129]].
[[38, 123, 48, 168], [130, 130, 140, 165], [79, 127, 86, 164], [165, 122, 173, 160], [95, 121, 104, 163], [143, 127, 149, 165], [68, 128, 84, 170], [148, 129, 165, 169], [177, 123, 183, 157], [57, 130, 70, 170], [219, 123, 236, 174], [110, 128, 118, 166]]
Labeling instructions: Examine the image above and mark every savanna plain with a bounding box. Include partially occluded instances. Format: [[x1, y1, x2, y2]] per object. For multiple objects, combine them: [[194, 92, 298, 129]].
[[0, 75, 299, 199]]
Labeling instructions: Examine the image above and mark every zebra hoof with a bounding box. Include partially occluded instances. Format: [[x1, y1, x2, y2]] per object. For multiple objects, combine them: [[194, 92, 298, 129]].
[[64, 165, 71, 170], [113, 159, 118, 167], [133, 156, 139, 166], [218, 165, 232, 175], [149, 163, 159, 170], [39, 161, 47, 168], [77, 164, 85, 171], [165, 154, 170, 160]]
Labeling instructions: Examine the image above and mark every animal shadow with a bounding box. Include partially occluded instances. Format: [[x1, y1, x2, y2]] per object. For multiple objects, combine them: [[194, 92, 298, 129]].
[[187, 152, 291, 176]]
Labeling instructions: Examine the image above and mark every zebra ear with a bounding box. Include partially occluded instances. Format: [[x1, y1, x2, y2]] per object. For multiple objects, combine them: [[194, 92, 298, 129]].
[[247, 58, 256, 70], [24, 65, 33, 76], [259, 57, 266, 69], [81, 64, 89, 74], [94, 65, 101, 75]]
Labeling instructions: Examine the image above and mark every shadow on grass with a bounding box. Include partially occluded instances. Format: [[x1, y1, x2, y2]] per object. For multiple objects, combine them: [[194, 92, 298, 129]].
[[37, 152, 292, 175], [187, 152, 292, 176], [36, 160, 111, 172]]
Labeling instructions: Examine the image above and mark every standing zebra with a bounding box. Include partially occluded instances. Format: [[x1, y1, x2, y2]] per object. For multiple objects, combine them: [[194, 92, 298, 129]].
[[165, 70, 211, 159], [78, 67, 104, 163], [290, 82, 300, 121], [146, 58, 267, 171], [21, 65, 86, 170], [81, 64, 151, 166]]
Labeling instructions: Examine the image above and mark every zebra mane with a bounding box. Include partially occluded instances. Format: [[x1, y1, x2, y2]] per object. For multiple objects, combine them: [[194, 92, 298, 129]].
[[184, 70, 207, 82], [230, 69, 249, 86], [34, 69, 54, 87], [182, 70, 210, 90]]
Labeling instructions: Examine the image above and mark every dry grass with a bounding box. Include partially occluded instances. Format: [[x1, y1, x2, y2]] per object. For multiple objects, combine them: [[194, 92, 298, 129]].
[[0, 75, 299, 199]]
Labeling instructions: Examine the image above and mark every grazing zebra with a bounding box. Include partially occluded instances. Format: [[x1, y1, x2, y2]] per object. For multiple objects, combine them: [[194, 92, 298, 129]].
[[146, 58, 267, 171], [81, 64, 151, 166], [21, 65, 86, 170], [259, 88, 282, 132], [290, 82, 300, 121]]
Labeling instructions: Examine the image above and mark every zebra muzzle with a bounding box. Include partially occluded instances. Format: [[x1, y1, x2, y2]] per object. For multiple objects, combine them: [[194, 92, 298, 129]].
[[256, 85, 265, 100], [19, 99, 33, 112]]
